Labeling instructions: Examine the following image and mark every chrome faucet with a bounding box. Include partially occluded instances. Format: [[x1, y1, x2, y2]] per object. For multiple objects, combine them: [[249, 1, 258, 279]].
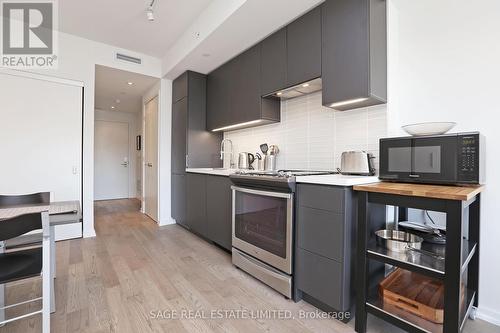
[[220, 139, 234, 169]]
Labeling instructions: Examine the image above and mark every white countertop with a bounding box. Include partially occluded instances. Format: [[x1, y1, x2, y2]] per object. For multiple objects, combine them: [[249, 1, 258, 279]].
[[186, 168, 236, 176], [185, 168, 380, 186], [295, 174, 380, 186]]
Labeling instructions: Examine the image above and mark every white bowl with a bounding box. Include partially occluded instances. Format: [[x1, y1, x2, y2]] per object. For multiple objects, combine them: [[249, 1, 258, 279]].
[[402, 122, 456, 136]]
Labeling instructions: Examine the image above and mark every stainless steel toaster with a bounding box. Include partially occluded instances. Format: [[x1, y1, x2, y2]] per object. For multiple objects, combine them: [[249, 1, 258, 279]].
[[340, 151, 376, 176]]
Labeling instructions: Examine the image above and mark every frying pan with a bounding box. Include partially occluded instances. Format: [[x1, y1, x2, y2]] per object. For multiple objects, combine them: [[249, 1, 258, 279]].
[[375, 230, 444, 260]]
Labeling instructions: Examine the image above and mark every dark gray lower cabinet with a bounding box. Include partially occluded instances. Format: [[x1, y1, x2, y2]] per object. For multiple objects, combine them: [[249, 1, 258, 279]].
[[185, 173, 232, 251], [186, 173, 207, 236], [294, 184, 356, 314], [171, 174, 186, 226], [297, 206, 344, 262], [296, 248, 343, 310], [206, 176, 232, 251]]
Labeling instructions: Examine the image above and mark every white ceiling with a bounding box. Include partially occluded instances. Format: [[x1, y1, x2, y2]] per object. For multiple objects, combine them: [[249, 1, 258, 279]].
[[95, 65, 158, 113], [59, 0, 213, 57]]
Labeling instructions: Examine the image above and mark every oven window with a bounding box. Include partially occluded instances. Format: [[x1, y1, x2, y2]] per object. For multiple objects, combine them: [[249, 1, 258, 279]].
[[413, 146, 441, 173], [388, 147, 411, 172], [234, 191, 288, 258]]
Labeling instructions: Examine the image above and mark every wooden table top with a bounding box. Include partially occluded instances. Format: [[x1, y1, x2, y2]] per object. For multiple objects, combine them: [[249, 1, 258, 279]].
[[353, 182, 484, 201]]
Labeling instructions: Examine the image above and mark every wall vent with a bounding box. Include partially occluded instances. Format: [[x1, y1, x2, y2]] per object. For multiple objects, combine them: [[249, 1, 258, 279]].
[[116, 53, 142, 64]]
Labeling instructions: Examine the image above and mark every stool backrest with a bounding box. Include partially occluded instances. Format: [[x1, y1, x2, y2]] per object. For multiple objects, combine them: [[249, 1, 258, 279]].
[[0, 192, 50, 207], [0, 213, 44, 241]]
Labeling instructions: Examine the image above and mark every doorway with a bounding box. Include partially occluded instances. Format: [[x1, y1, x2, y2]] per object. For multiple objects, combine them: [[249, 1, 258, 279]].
[[94, 120, 129, 200], [93, 65, 159, 219], [144, 96, 159, 222]]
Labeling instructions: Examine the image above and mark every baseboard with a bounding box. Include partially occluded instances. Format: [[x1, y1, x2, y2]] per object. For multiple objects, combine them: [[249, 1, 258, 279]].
[[83, 227, 97, 238], [476, 306, 500, 326], [159, 217, 176, 226]]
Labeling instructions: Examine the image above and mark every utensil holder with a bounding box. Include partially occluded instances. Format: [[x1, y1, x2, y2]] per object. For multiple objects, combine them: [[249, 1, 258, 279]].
[[265, 155, 276, 171], [257, 159, 265, 171]]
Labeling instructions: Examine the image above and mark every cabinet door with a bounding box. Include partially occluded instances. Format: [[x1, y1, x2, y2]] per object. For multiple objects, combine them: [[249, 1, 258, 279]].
[[186, 173, 207, 236], [295, 248, 344, 310], [206, 176, 232, 250], [322, 0, 369, 105], [171, 174, 186, 226], [172, 72, 188, 103], [297, 206, 344, 262], [261, 28, 287, 95], [286, 6, 321, 86], [171, 98, 187, 174], [230, 44, 261, 124], [186, 73, 222, 168], [207, 63, 231, 131]]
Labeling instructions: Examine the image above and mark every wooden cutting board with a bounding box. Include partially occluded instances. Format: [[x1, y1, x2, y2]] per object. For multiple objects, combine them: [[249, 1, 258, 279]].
[[379, 268, 444, 324]]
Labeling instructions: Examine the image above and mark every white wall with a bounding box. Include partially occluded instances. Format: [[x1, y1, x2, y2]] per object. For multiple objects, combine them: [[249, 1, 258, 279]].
[[387, 0, 500, 323], [0, 72, 83, 240], [13, 31, 163, 237], [224, 92, 387, 171], [94, 109, 141, 199]]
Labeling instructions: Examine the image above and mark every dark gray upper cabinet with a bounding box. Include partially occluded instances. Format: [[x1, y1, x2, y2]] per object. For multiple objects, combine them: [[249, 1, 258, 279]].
[[172, 71, 188, 103], [286, 6, 322, 87], [185, 72, 222, 169], [261, 28, 287, 96], [230, 44, 262, 124], [186, 173, 207, 235], [321, 0, 387, 110], [171, 71, 222, 172], [206, 175, 232, 251], [207, 62, 232, 130], [207, 47, 280, 131], [171, 98, 187, 174]]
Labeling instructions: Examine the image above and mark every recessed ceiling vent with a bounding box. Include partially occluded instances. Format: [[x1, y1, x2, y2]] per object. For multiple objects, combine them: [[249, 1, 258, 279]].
[[116, 53, 142, 64]]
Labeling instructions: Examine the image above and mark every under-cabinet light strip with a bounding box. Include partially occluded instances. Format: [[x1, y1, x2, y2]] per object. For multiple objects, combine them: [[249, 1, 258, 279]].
[[211, 120, 262, 132], [329, 97, 368, 108]]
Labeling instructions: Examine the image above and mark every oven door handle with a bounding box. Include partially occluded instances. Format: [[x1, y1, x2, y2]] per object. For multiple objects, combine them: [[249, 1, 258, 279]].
[[231, 185, 293, 199]]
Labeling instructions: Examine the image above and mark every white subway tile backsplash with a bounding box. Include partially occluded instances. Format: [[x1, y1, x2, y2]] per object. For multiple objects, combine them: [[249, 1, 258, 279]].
[[223, 92, 387, 172]]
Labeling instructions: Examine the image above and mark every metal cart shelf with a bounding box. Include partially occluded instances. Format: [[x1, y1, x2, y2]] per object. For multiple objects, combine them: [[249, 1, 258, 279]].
[[353, 182, 483, 333]]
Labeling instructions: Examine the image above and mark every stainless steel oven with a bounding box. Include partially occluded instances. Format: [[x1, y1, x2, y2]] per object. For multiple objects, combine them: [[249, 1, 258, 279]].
[[232, 186, 293, 273], [231, 184, 294, 297]]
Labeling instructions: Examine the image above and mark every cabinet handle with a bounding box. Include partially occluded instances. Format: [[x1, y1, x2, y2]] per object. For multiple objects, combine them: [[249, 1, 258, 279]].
[[186, 155, 189, 168]]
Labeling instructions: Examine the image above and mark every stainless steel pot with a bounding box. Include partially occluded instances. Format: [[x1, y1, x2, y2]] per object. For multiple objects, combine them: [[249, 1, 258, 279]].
[[375, 230, 444, 260]]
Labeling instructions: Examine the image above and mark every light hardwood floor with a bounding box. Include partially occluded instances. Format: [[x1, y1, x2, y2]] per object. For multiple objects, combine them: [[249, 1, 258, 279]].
[[1, 199, 498, 333]]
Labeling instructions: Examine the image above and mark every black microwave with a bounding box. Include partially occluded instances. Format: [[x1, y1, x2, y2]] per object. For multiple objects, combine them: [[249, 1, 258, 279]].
[[379, 132, 483, 185]]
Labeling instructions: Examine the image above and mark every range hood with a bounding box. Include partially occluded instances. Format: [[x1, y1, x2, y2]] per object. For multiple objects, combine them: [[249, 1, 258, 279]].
[[263, 78, 322, 100]]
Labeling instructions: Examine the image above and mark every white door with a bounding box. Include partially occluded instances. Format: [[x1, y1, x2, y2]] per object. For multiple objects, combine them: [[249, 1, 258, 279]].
[[144, 96, 159, 222], [0, 72, 83, 241], [94, 120, 129, 200]]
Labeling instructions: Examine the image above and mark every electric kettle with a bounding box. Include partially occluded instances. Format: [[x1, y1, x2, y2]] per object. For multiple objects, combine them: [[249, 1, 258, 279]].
[[238, 152, 255, 169]]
